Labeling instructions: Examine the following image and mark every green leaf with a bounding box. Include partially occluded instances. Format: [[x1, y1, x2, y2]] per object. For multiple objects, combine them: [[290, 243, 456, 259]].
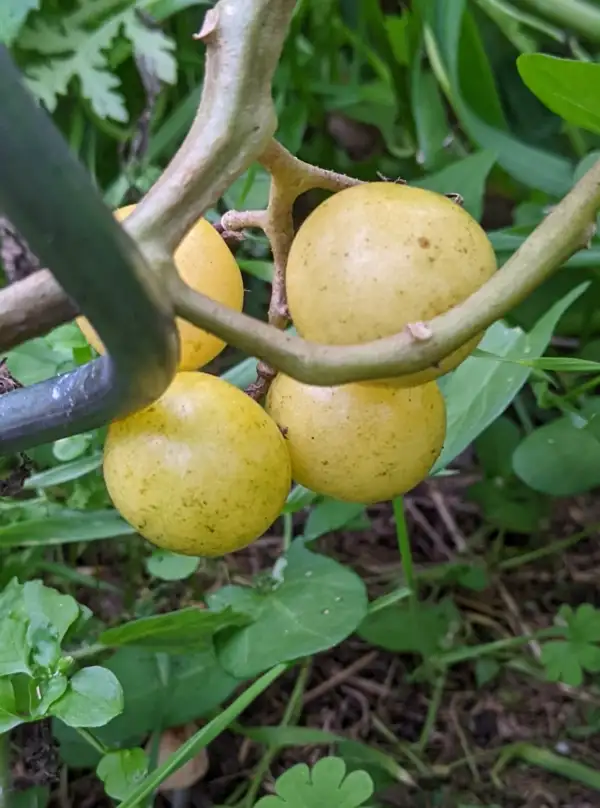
[[0, 510, 135, 547], [99, 606, 252, 653], [53, 646, 242, 766], [415, 150, 497, 222], [243, 726, 341, 747], [52, 666, 123, 728], [475, 416, 522, 479], [7, 787, 49, 808], [517, 55, 600, 135], [0, 0, 40, 45], [541, 605, 600, 686], [24, 581, 80, 670], [302, 499, 367, 542], [426, 0, 572, 195], [20, 5, 176, 122], [97, 749, 149, 801], [32, 675, 68, 719], [283, 485, 317, 515], [209, 543, 368, 678], [24, 453, 103, 490], [122, 12, 176, 85], [468, 478, 549, 534], [513, 402, 600, 497], [145, 550, 201, 581], [434, 283, 588, 472], [358, 599, 460, 657], [255, 757, 374, 808], [0, 616, 30, 677], [0, 678, 22, 732], [410, 60, 451, 173]]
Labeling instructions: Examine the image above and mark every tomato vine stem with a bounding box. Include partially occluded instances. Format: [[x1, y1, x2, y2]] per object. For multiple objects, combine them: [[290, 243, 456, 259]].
[[169, 155, 600, 386]]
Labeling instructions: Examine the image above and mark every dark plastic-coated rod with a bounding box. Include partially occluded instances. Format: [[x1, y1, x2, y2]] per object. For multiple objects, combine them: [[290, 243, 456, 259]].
[[0, 47, 180, 454]]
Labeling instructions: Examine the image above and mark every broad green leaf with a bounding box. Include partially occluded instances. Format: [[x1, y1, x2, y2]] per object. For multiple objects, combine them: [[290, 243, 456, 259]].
[[24, 581, 80, 670], [302, 499, 367, 542], [358, 599, 460, 658], [474, 416, 522, 479], [53, 646, 242, 766], [97, 749, 149, 801], [0, 616, 31, 677], [209, 543, 368, 678], [7, 787, 49, 808], [255, 757, 374, 808], [434, 283, 588, 472], [52, 666, 123, 728], [32, 675, 68, 719], [0, 510, 135, 547], [0, 678, 22, 732], [513, 405, 600, 497], [517, 55, 600, 135], [238, 259, 274, 283], [24, 581, 80, 645], [0, 0, 40, 45], [145, 550, 200, 581], [468, 478, 549, 534], [24, 453, 103, 489], [99, 606, 252, 653], [415, 150, 497, 221]]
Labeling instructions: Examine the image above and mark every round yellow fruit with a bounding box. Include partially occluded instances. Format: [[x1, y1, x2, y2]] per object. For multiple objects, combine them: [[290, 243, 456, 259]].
[[285, 182, 497, 386], [78, 205, 244, 372], [103, 372, 292, 557], [266, 374, 446, 504]]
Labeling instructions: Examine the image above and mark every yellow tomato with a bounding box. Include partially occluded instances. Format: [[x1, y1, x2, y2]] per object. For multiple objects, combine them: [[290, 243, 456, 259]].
[[78, 205, 244, 371], [103, 372, 292, 557], [266, 374, 446, 504], [285, 182, 497, 386]]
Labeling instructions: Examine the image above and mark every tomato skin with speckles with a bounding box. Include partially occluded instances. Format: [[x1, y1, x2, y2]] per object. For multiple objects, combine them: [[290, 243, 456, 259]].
[[103, 373, 292, 557], [266, 374, 446, 504], [285, 182, 497, 387], [78, 205, 244, 372]]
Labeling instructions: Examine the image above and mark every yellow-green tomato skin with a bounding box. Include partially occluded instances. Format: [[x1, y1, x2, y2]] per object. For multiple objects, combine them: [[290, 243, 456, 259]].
[[103, 373, 292, 557], [285, 182, 497, 386], [266, 374, 446, 504]]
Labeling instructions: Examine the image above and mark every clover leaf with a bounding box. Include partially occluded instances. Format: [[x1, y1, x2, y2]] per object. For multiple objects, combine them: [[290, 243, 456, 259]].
[[541, 604, 600, 687], [254, 757, 373, 808]]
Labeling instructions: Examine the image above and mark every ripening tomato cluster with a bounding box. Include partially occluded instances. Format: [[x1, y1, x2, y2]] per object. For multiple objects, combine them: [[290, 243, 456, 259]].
[[94, 183, 497, 557]]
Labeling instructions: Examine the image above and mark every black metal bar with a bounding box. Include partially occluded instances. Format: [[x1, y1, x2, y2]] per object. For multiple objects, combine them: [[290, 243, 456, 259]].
[[0, 46, 179, 454]]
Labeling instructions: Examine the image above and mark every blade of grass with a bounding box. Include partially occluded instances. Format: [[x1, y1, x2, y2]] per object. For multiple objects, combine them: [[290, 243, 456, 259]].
[[118, 663, 290, 808]]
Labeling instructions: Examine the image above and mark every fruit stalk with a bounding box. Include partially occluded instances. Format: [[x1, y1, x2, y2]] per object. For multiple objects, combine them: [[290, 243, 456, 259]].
[[170, 156, 600, 386], [221, 139, 361, 398]]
